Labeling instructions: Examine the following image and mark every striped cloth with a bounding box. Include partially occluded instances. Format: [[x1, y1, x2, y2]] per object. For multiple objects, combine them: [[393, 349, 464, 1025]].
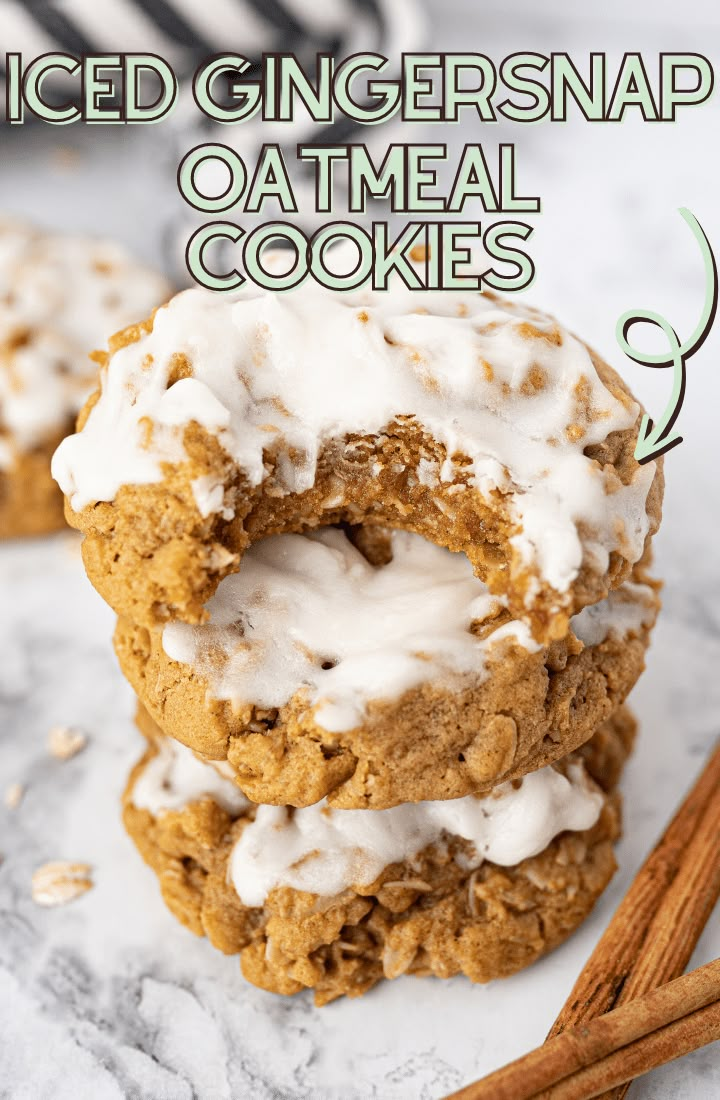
[[0, 0, 427, 277], [0, 0, 426, 116]]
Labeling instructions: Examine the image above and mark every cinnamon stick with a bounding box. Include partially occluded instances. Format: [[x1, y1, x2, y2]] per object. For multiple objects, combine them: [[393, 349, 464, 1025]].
[[596, 768, 720, 1100], [442, 739, 720, 1100], [537, 999, 720, 1100], [549, 739, 720, 1038], [444, 958, 720, 1100]]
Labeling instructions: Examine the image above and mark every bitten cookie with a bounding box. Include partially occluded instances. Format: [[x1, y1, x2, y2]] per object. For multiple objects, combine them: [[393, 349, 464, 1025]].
[[0, 219, 170, 538], [53, 273, 663, 641], [124, 704, 635, 1005], [115, 527, 659, 808]]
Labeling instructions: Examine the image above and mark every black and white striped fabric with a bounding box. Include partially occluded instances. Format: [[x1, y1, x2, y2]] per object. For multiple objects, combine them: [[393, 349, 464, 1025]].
[[0, 0, 427, 278], [0, 0, 426, 134], [0, 0, 424, 80]]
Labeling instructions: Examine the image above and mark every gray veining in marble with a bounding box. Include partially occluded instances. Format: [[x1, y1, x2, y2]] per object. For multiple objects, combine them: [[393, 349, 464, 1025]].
[[1, 1, 720, 1096]]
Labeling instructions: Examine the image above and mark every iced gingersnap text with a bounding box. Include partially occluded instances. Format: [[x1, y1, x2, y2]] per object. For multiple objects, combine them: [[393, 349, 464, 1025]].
[[4, 51, 715, 294]]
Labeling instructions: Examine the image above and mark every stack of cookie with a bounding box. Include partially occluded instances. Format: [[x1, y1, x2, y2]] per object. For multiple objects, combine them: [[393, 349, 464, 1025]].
[[53, 266, 663, 1003], [0, 219, 170, 539]]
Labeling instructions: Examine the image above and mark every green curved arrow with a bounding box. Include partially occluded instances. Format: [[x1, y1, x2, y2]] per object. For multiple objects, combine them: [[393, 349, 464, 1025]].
[[615, 208, 717, 465]]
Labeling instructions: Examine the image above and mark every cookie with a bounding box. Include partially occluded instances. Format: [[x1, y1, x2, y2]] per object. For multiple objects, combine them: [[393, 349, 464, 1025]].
[[0, 427, 68, 537], [115, 527, 658, 808], [53, 274, 663, 641], [123, 704, 635, 1005], [0, 219, 170, 538]]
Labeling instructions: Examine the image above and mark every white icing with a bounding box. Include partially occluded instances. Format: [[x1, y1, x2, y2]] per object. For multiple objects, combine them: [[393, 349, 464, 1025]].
[[130, 732, 604, 908], [131, 736, 249, 817], [161, 528, 654, 733], [229, 761, 603, 906], [52, 267, 655, 596], [0, 221, 170, 464], [162, 528, 538, 733], [570, 580, 657, 646], [191, 474, 233, 520]]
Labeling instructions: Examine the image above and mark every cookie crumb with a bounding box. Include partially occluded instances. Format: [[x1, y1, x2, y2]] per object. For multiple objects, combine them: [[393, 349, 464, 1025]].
[[4, 783, 24, 810], [207, 545, 237, 571], [48, 725, 87, 761], [32, 861, 93, 907]]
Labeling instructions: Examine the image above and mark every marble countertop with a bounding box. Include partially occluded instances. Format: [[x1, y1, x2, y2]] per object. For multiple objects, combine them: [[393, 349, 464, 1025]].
[[1, 1, 720, 1096]]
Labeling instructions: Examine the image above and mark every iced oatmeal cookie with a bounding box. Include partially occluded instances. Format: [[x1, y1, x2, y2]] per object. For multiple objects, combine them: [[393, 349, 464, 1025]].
[[53, 274, 663, 640], [115, 527, 658, 808], [0, 219, 170, 538], [123, 704, 635, 1004]]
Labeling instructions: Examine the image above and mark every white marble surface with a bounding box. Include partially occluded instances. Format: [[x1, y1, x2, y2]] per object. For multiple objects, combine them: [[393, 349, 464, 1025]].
[[1, 1, 720, 1096]]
